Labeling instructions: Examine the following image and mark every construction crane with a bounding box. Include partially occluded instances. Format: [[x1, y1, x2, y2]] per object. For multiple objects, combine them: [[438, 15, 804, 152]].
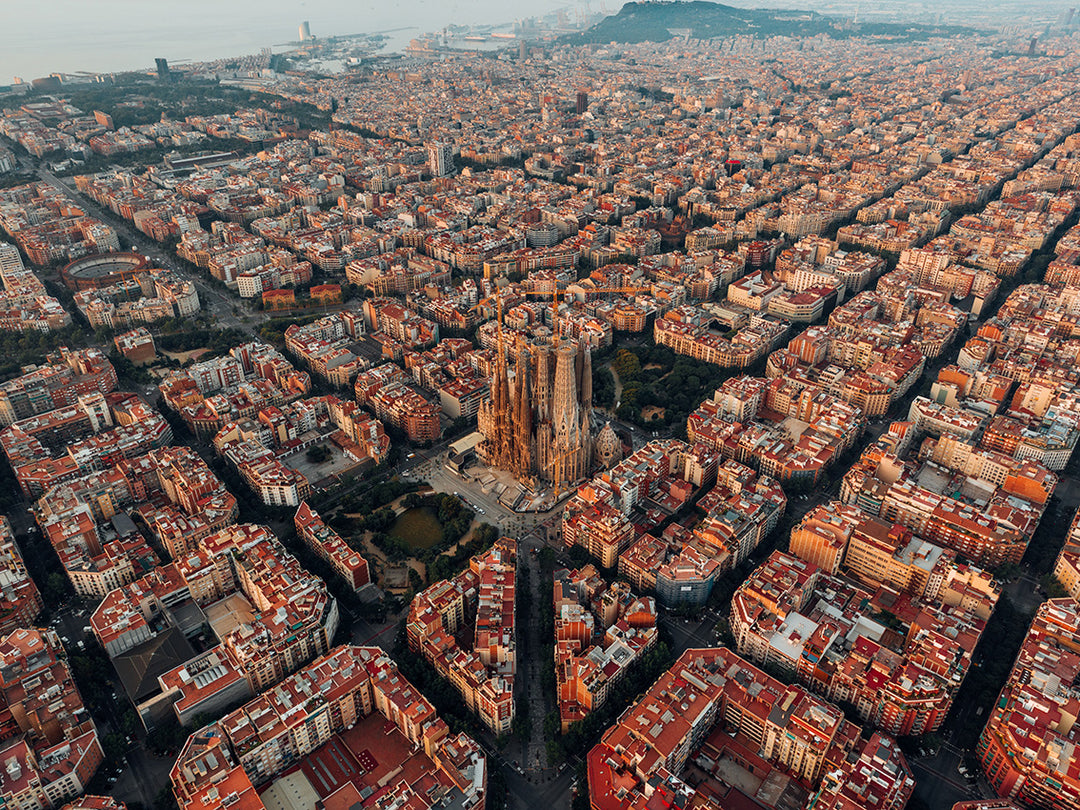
[[546, 445, 582, 501], [466, 281, 651, 501], [473, 284, 562, 336], [473, 283, 651, 345], [553, 285, 652, 344]]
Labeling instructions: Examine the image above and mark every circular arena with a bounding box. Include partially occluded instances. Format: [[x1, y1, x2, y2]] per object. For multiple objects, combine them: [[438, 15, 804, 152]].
[[61, 252, 150, 291]]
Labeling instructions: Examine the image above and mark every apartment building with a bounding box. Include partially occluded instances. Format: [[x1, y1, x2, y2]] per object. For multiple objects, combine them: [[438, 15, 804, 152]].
[[407, 542, 516, 734], [977, 599, 1080, 809], [170, 645, 486, 810], [0, 516, 42, 634], [731, 550, 990, 736], [553, 568, 657, 730], [0, 348, 117, 427], [90, 524, 338, 730], [0, 629, 104, 810], [588, 646, 913, 810], [294, 502, 370, 592]]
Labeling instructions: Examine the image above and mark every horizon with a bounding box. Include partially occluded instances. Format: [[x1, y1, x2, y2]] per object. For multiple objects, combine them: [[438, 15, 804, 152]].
[[5, 0, 1078, 83]]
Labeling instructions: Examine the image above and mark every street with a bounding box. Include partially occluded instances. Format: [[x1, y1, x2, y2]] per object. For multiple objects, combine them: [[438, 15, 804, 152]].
[[11, 123, 1073, 810], [115, 745, 176, 808], [402, 447, 560, 539], [910, 742, 985, 809], [36, 166, 268, 336], [515, 538, 556, 776], [502, 761, 576, 810], [350, 611, 399, 650]]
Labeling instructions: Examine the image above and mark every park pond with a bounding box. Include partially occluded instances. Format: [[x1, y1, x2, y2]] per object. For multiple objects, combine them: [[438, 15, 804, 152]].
[[389, 507, 443, 550]]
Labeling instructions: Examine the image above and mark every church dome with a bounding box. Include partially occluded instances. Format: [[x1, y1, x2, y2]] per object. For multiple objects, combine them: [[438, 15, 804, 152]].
[[595, 421, 622, 469]]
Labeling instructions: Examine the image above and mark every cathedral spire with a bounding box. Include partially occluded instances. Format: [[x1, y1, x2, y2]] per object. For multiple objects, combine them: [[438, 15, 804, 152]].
[[580, 344, 593, 410], [535, 345, 551, 424], [478, 335, 594, 491], [553, 344, 579, 441], [513, 344, 533, 477]]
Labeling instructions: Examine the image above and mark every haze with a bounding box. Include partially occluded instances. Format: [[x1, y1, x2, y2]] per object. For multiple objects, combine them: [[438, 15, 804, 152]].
[[5, 0, 1079, 83], [0, 0, 598, 81]]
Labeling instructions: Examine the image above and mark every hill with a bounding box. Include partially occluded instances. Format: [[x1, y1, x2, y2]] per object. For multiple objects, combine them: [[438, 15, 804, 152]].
[[563, 1, 971, 44]]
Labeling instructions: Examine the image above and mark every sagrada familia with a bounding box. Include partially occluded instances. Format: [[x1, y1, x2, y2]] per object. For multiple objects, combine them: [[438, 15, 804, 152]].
[[478, 337, 619, 490]]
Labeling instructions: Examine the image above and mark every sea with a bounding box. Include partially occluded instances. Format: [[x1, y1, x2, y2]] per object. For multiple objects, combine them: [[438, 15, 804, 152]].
[[1, 0, 590, 83], [5, 0, 1071, 84]]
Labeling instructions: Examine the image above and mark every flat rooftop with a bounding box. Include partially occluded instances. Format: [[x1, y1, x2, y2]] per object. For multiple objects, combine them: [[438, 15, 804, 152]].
[[205, 593, 257, 640], [259, 772, 320, 810], [260, 709, 445, 807]]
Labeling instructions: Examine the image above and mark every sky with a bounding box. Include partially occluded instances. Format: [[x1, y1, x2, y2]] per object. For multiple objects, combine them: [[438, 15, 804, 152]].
[[1, 0, 605, 82]]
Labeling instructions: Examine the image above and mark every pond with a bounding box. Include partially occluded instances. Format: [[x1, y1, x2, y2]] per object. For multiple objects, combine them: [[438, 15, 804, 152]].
[[389, 507, 443, 550]]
